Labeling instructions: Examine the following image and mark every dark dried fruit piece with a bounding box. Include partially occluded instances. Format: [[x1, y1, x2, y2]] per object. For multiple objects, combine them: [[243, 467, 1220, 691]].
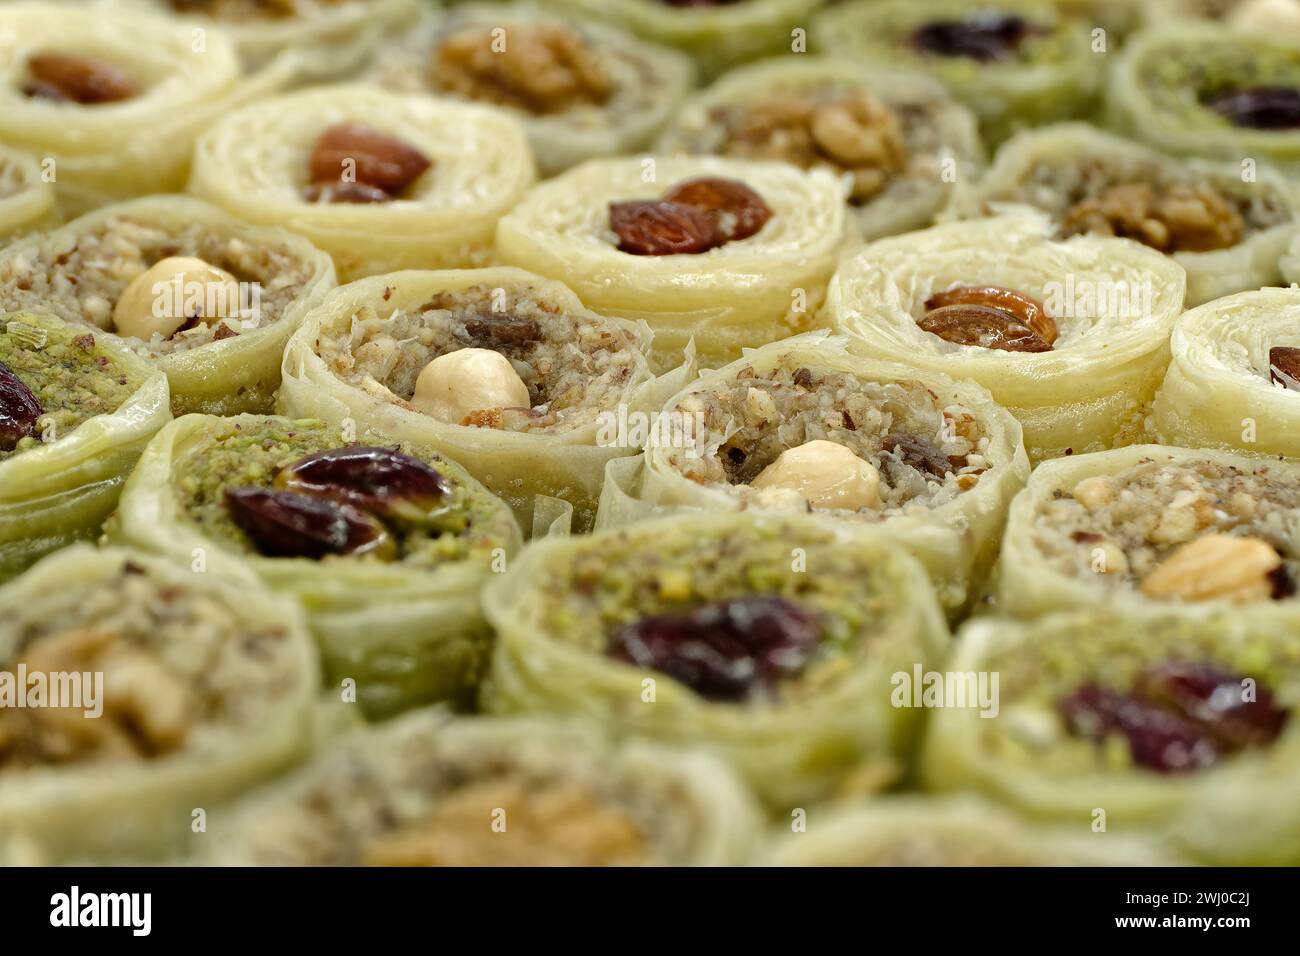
[[1269, 346, 1300, 388], [1135, 662, 1288, 749], [917, 304, 1053, 353], [663, 176, 773, 243], [463, 314, 542, 347], [24, 52, 137, 105], [302, 181, 394, 205], [1205, 86, 1300, 130], [225, 487, 395, 560], [1058, 683, 1221, 774], [925, 285, 1057, 344], [609, 200, 718, 255], [273, 446, 451, 524], [0, 360, 44, 452], [910, 14, 1036, 62], [609, 595, 822, 701], [308, 123, 432, 196], [881, 434, 951, 478]]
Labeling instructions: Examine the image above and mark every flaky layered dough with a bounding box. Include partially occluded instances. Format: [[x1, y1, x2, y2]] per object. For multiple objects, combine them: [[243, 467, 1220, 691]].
[[595, 333, 1029, 615], [210, 711, 762, 866], [369, 3, 695, 176], [829, 213, 1186, 462], [495, 156, 849, 372], [188, 85, 536, 282], [279, 267, 681, 532], [0, 546, 317, 864], [658, 56, 983, 241], [1152, 288, 1300, 456], [0, 4, 288, 215], [994, 444, 1300, 617], [0, 146, 56, 243], [0, 196, 337, 416], [948, 123, 1300, 306]]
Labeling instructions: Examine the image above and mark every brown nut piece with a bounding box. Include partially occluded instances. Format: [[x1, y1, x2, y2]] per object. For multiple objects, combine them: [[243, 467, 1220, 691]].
[[1061, 182, 1244, 254], [917, 304, 1053, 353], [225, 487, 396, 560], [308, 123, 432, 197], [302, 181, 395, 205], [274, 446, 451, 524], [23, 52, 137, 105], [1140, 534, 1282, 603], [925, 285, 1057, 344], [609, 199, 719, 255], [1269, 346, 1300, 388], [0, 360, 43, 452], [662, 176, 773, 243]]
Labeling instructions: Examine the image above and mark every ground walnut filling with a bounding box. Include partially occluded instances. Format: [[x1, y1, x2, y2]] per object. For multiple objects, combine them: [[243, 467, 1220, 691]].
[[1032, 458, 1300, 602], [0, 318, 140, 460], [608, 176, 773, 255], [0, 560, 299, 769], [315, 285, 644, 433], [172, 420, 510, 567], [666, 360, 990, 516], [0, 218, 316, 354]]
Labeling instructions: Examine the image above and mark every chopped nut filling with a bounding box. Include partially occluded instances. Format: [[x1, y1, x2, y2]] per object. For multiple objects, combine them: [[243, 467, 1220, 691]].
[[1061, 182, 1245, 253]]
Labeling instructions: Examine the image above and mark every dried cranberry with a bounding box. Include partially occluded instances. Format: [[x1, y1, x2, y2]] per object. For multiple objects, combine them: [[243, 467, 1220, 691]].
[[1206, 86, 1300, 130], [609, 200, 718, 255], [662, 177, 773, 243], [0, 360, 43, 452], [1136, 662, 1288, 749], [1058, 683, 1220, 774], [609, 596, 822, 701], [225, 487, 394, 559], [273, 446, 451, 524], [911, 14, 1036, 62]]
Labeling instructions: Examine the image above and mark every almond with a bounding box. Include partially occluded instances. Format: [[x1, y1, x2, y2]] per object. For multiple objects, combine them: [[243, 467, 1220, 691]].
[[1140, 534, 1281, 603]]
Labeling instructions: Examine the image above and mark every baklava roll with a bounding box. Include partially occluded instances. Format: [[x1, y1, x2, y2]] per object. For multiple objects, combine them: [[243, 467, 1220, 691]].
[[829, 213, 1187, 462], [496, 156, 849, 372], [368, 3, 695, 176], [538, 0, 823, 80], [279, 268, 672, 533], [595, 333, 1030, 615], [812, 0, 1099, 146], [111, 414, 524, 718], [0, 146, 56, 244], [922, 607, 1300, 865], [209, 710, 762, 866], [0, 196, 336, 416], [482, 513, 950, 812], [658, 56, 983, 241], [1108, 24, 1300, 169], [0, 3, 280, 215], [189, 84, 537, 282], [0, 312, 170, 582], [1146, 0, 1300, 34], [1152, 288, 1300, 457], [0, 545, 317, 864], [947, 123, 1300, 306], [994, 444, 1300, 618]]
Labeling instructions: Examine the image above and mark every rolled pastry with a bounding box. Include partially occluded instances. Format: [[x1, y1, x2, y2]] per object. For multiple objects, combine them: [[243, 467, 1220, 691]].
[[110, 414, 524, 718], [368, 3, 695, 176], [482, 512, 950, 811], [208, 709, 762, 866], [947, 123, 1300, 306], [279, 267, 677, 533], [188, 84, 537, 282], [0, 196, 336, 416], [0, 311, 170, 582], [829, 212, 1187, 462], [921, 606, 1300, 865], [0, 145, 56, 244], [0, 3, 284, 215], [595, 333, 1030, 615], [994, 444, 1300, 617], [496, 155, 849, 372], [811, 0, 1100, 146], [1108, 24, 1300, 169], [0, 545, 318, 864], [658, 55, 983, 241], [537, 0, 822, 80], [1151, 287, 1300, 457]]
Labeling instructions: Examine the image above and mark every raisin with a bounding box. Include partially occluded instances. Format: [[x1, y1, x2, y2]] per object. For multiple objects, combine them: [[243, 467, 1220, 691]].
[[302, 182, 394, 205], [225, 488, 394, 560], [1206, 86, 1300, 130], [609, 596, 822, 701], [662, 176, 773, 243], [308, 123, 432, 196], [917, 303, 1053, 353], [273, 446, 451, 524], [1058, 684, 1220, 774], [881, 434, 951, 478], [0, 361, 43, 452], [1269, 346, 1300, 388], [1135, 662, 1288, 749], [24, 52, 136, 105], [910, 13, 1035, 62], [791, 367, 815, 388], [463, 314, 542, 347], [609, 200, 718, 255], [1269, 563, 1297, 600]]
